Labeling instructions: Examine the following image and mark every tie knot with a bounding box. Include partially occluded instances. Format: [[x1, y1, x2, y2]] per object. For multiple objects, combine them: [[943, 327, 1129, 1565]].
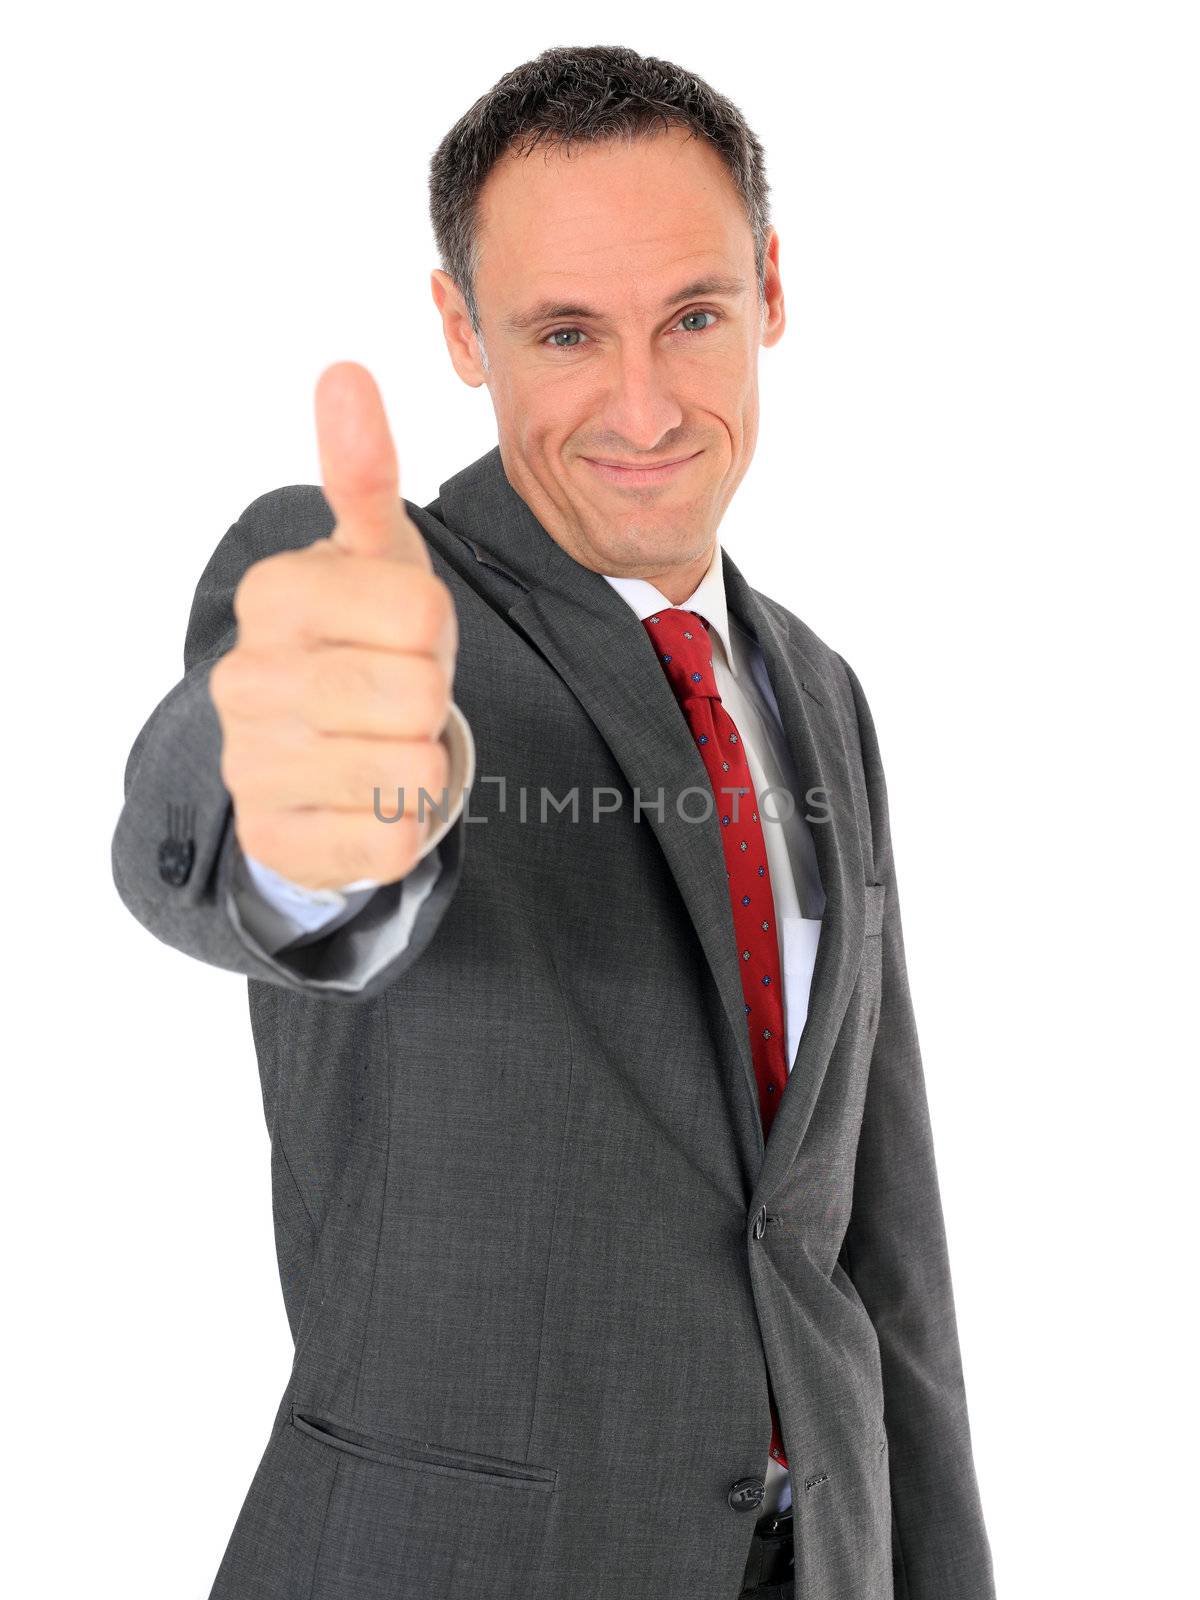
[[642, 608, 719, 701]]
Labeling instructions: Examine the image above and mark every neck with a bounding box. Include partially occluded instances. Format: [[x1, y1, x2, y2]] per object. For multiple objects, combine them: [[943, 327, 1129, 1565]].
[[617, 544, 716, 605]]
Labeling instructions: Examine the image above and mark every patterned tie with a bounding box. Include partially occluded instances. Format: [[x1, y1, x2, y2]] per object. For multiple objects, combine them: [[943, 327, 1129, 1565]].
[[642, 606, 790, 1473]]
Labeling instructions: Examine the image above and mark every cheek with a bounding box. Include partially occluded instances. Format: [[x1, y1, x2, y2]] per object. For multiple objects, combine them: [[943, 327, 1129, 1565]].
[[521, 402, 592, 469], [738, 398, 760, 452]]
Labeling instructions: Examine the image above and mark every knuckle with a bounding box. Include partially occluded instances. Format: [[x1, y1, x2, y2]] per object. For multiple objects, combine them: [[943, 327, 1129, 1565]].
[[344, 749, 390, 813], [400, 570, 454, 648], [338, 745, 402, 815], [233, 549, 310, 628], [309, 649, 374, 720], [416, 737, 451, 801], [402, 742, 450, 821], [210, 650, 255, 716], [384, 740, 449, 815], [231, 556, 276, 621], [404, 655, 451, 736]]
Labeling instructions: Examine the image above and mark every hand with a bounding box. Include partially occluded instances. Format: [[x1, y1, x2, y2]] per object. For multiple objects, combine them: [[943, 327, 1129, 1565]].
[[209, 361, 459, 890]]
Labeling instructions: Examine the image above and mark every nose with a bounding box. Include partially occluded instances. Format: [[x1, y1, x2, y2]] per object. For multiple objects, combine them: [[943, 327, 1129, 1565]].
[[596, 346, 684, 452]]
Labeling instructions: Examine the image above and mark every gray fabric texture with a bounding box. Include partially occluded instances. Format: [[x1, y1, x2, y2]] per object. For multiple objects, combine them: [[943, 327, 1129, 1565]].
[[110, 446, 995, 1599]]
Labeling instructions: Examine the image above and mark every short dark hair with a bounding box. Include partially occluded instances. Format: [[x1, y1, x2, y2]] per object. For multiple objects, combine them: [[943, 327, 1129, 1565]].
[[428, 45, 772, 339]]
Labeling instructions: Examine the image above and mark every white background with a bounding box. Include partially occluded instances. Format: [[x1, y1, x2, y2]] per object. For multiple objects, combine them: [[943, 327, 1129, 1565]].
[[4, 3, 1196, 1594]]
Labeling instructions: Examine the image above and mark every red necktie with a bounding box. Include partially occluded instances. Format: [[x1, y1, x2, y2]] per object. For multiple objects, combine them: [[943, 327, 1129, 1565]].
[[642, 607, 790, 1473]]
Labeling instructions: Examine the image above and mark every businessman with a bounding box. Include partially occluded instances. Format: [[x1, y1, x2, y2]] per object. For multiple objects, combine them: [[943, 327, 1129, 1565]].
[[112, 44, 995, 1600]]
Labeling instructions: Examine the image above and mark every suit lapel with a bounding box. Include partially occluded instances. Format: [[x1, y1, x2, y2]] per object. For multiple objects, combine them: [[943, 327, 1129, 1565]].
[[719, 552, 868, 1204], [437, 448, 866, 1199]]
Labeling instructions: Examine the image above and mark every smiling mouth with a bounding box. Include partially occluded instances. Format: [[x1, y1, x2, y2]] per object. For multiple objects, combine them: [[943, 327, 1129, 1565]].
[[581, 451, 701, 486]]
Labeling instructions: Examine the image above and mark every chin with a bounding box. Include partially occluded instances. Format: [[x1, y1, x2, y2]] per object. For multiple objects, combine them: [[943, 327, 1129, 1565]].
[[602, 522, 701, 562]]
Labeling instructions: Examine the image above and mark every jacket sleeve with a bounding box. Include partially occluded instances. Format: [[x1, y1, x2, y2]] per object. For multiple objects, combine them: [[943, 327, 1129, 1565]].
[[110, 483, 470, 1002], [836, 653, 996, 1600]]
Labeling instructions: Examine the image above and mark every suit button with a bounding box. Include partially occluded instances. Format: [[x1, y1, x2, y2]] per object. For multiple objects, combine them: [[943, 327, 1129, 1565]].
[[158, 834, 195, 886], [158, 804, 196, 886], [752, 1205, 768, 1240], [728, 1475, 766, 1513]]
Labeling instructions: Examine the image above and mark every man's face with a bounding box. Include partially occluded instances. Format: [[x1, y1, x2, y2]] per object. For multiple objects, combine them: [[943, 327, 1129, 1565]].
[[432, 127, 785, 595]]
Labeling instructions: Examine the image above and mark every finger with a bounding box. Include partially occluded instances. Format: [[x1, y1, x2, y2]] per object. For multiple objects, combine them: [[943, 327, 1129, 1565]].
[[217, 644, 452, 740], [304, 562, 456, 668], [224, 732, 451, 815], [233, 804, 430, 892], [232, 551, 457, 674], [314, 361, 432, 571], [299, 647, 452, 739]]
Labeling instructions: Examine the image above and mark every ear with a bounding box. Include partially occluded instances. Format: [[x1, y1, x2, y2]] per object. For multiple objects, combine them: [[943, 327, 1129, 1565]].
[[759, 230, 786, 349], [431, 269, 488, 387]]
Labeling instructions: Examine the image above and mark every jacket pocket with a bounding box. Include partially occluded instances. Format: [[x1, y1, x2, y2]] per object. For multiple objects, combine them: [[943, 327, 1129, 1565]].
[[289, 1405, 557, 1492]]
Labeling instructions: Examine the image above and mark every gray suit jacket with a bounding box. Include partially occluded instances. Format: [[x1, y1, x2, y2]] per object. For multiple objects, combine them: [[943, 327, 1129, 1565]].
[[111, 446, 995, 1600]]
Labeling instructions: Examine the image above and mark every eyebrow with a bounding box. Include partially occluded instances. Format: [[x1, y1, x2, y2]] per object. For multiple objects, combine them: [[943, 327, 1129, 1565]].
[[501, 274, 751, 334]]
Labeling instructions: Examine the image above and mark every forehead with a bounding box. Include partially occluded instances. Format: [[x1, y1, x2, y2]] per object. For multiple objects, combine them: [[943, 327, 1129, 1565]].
[[474, 128, 753, 306]]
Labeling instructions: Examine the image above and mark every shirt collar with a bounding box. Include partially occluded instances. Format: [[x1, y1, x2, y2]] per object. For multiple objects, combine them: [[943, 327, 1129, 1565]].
[[601, 540, 738, 678]]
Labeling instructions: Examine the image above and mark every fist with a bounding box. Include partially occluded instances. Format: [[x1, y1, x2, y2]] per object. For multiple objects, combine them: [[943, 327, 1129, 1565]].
[[209, 361, 459, 891]]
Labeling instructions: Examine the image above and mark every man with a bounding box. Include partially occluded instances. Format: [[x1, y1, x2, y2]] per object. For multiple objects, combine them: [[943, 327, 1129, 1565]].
[[112, 44, 995, 1600]]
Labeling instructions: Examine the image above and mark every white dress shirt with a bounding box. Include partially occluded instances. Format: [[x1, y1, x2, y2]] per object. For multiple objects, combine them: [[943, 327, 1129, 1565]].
[[233, 539, 825, 1516]]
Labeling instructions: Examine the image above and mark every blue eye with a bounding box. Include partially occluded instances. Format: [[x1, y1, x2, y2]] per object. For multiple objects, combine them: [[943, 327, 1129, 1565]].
[[542, 308, 721, 352]]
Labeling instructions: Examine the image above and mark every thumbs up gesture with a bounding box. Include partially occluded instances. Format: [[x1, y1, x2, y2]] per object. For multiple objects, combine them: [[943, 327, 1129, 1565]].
[[210, 362, 459, 890]]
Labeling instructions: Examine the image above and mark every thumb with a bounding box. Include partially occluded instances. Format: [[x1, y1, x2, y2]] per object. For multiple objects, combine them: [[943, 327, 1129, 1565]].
[[314, 360, 432, 570]]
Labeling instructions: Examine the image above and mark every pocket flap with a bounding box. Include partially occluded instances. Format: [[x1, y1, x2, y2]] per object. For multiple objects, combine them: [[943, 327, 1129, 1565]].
[[864, 883, 887, 937], [288, 1406, 557, 1490]]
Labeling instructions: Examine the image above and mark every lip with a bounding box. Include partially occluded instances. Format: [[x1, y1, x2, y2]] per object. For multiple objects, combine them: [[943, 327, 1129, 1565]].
[[581, 450, 701, 487]]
